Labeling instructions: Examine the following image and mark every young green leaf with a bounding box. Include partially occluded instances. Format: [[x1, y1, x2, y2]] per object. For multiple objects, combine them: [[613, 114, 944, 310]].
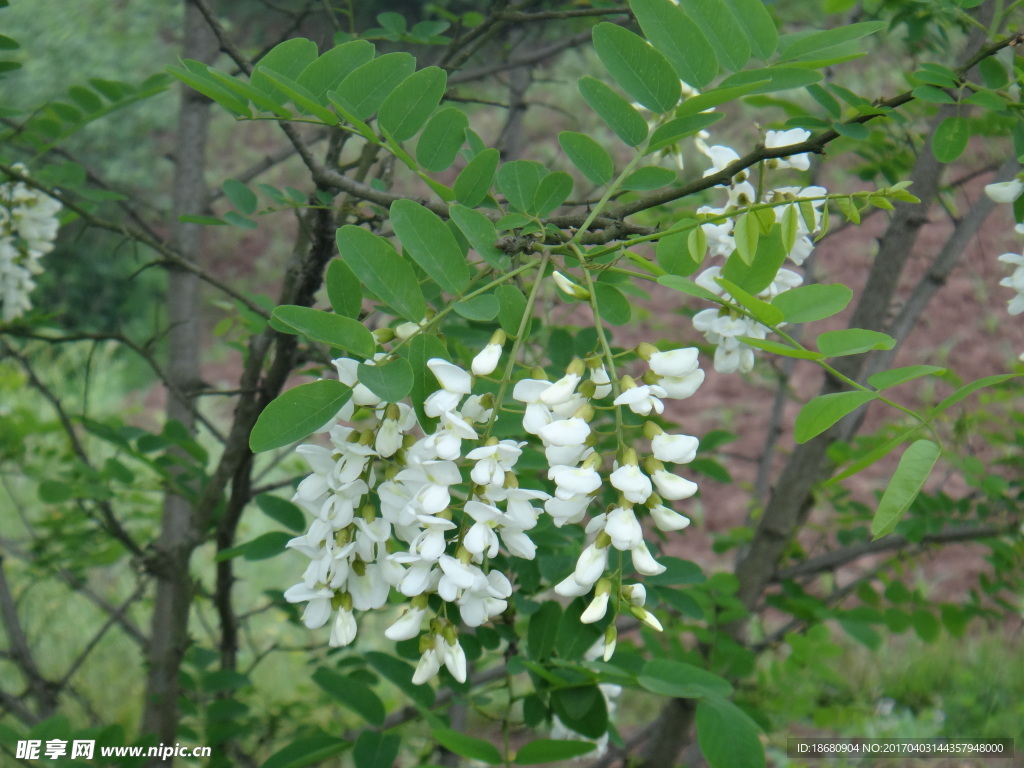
[[453, 294, 500, 321], [816, 328, 895, 357], [256, 67, 338, 123], [357, 358, 414, 402], [577, 76, 649, 146], [551, 685, 608, 739], [495, 284, 529, 336], [559, 131, 614, 185], [395, 334, 449, 428], [353, 731, 401, 768], [242, 531, 291, 560], [250, 38, 318, 103], [416, 107, 468, 172], [261, 735, 348, 768], [629, 0, 718, 88], [638, 659, 733, 699], [794, 390, 877, 443], [733, 213, 759, 266], [249, 379, 352, 453], [622, 166, 676, 191], [777, 21, 886, 62], [378, 66, 446, 142], [255, 494, 305, 532], [223, 179, 258, 215], [658, 274, 721, 302], [592, 22, 681, 113], [313, 668, 386, 725], [930, 373, 1015, 415], [334, 52, 415, 119], [336, 225, 426, 322], [931, 116, 970, 163], [389, 199, 469, 294], [646, 113, 724, 154], [715, 277, 784, 326], [772, 283, 853, 323], [870, 439, 941, 539], [720, 0, 778, 59], [739, 337, 823, 360], [868, 365, 945, 390], [454, 147, 499, 207]]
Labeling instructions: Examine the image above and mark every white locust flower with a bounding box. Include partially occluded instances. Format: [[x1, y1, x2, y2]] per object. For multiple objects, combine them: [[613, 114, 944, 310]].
[[985, 179, 1024, 204], [472, 330, 506, 376]]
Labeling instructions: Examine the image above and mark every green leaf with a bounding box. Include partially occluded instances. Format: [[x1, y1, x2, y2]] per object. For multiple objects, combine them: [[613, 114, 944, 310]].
[[777, 21, 886, 62], [868, 365, 945, 390], [365, 651, 434, 709], [453, 294, 500, 321], [677, 0, 750, 72], [674, 82, 768, 117], [251, 38, 318, 103], [514, 740, 596, 764], [827, 427, 918, 485], [243, 531, 291, 560], [260, 734, 347, 768], [390, 200, 469, 294], [715, 277, 783, 326], [353, 732, 401, 768], [912, 85, 955, 104], [646, 112, 724, 154], [658, 274, 721, 302], [335, 52, 415, 119], [978, 57, 1008, 89], [930, 374, 1014, 415], [593, 282, 631, 325], [871, 440, 941, 539], [497, 160, 547, 213], [378, 66, 447, 141], [622, 166, 676, 191], [721, 0, 778, 59], [271, 306, 376, 357], [638, 659, 733, 699], [325, 259, 363, 319], [432, 729, 502, 765], [551, 685, 607, 739], [816, 328, 895, 357], [772, 283, 853, 323], [718, 66, 822, 93], [454, 147, 499, 207], [533, 172, 574, 217], [833, 121, 870, 140], [592, 23, 681, 113], [794, 390, 876, 443], [495, 284, 529, 337], [806, 83, 841, 117], [449, 204, 508, 270], [395, 334, 449, 427], [732, 213, 758, 265], [527, 601, 562, 661], [223, 179, 258, 215], [630, 0, 718, 88], [578, 76, 649, 146], [559, 131, 613, 185], [312, 668, 386, 725], [910, 609, 941, 642], [336, 225, 426, 322], [297, 40, 375, 101], [167, 64, 250, 117], [696, 697, 766, 768], [657, 225, 702, 276], [255, 494, 306, 532], [255, 68, 338, 124], [357, 358, 414, 403], [931, 116, 969, 163], [739, 337, 823, 360], [250, 380, 352, 452], [416, 107, 468, 172], [223, 211, 258, 230]]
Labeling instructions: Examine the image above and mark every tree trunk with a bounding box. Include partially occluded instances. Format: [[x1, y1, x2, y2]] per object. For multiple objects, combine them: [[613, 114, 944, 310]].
[[140, 0, 216, 753]]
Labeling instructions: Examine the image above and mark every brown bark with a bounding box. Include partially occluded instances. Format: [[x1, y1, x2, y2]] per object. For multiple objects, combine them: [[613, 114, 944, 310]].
[[140, 0, 216, 752]]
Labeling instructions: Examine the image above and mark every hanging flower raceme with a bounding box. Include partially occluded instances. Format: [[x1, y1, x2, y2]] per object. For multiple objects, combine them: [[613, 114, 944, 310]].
[[283, 329, 705, 684], [0, 166, 62, 322]]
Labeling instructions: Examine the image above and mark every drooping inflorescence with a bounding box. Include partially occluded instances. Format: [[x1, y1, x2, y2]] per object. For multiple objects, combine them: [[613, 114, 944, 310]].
[[0, 166, 62, 323], [284, 330, 704, 683]]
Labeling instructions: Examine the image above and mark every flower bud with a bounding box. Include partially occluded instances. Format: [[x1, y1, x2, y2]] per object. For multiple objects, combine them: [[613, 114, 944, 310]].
[[603, 625, 617, 661], [373, 327, 396, 344], [636, 342, 659, 361], [553, 270, 591, 299], [629, 604, 664, 632]]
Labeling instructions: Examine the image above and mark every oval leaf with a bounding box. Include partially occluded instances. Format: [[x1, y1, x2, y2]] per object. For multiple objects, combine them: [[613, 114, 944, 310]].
[[578, 76, 649, 146], [870, 440, 941, 539], [335, 52, 415, 120], [514, 740, 596, 765], [630, 0, 718, 87], [559, 131, 613, 185], [592, 23, 681, 113], [271, 305, 375, 357], [325, 258, 363, 319], [378, 65, 447, 142], [794, 390, 876, 444], [432, 729, 502, 765], [449, 204, 508, 270], [592, 282, 631, 325], [696, 697, 766, 768], [772, 283, 853, 323], [454, 147, 499, 207], [250, 379, 352, 453], [638, 659, 733, 699], [416, 107, 468, 172], [816, 328, 895, 357], [357, 358, 414, 403], [336, 225, 426, 322], [932, 116, 970, 163], [390, 199, 469, 294]]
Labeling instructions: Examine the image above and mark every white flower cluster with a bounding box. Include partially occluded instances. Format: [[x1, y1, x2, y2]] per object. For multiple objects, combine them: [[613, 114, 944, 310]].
[[0, 166, 62, 322], [984, 179, 1024, 361], [691, 129, 826, 373], [284, 331, 704, 682]]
